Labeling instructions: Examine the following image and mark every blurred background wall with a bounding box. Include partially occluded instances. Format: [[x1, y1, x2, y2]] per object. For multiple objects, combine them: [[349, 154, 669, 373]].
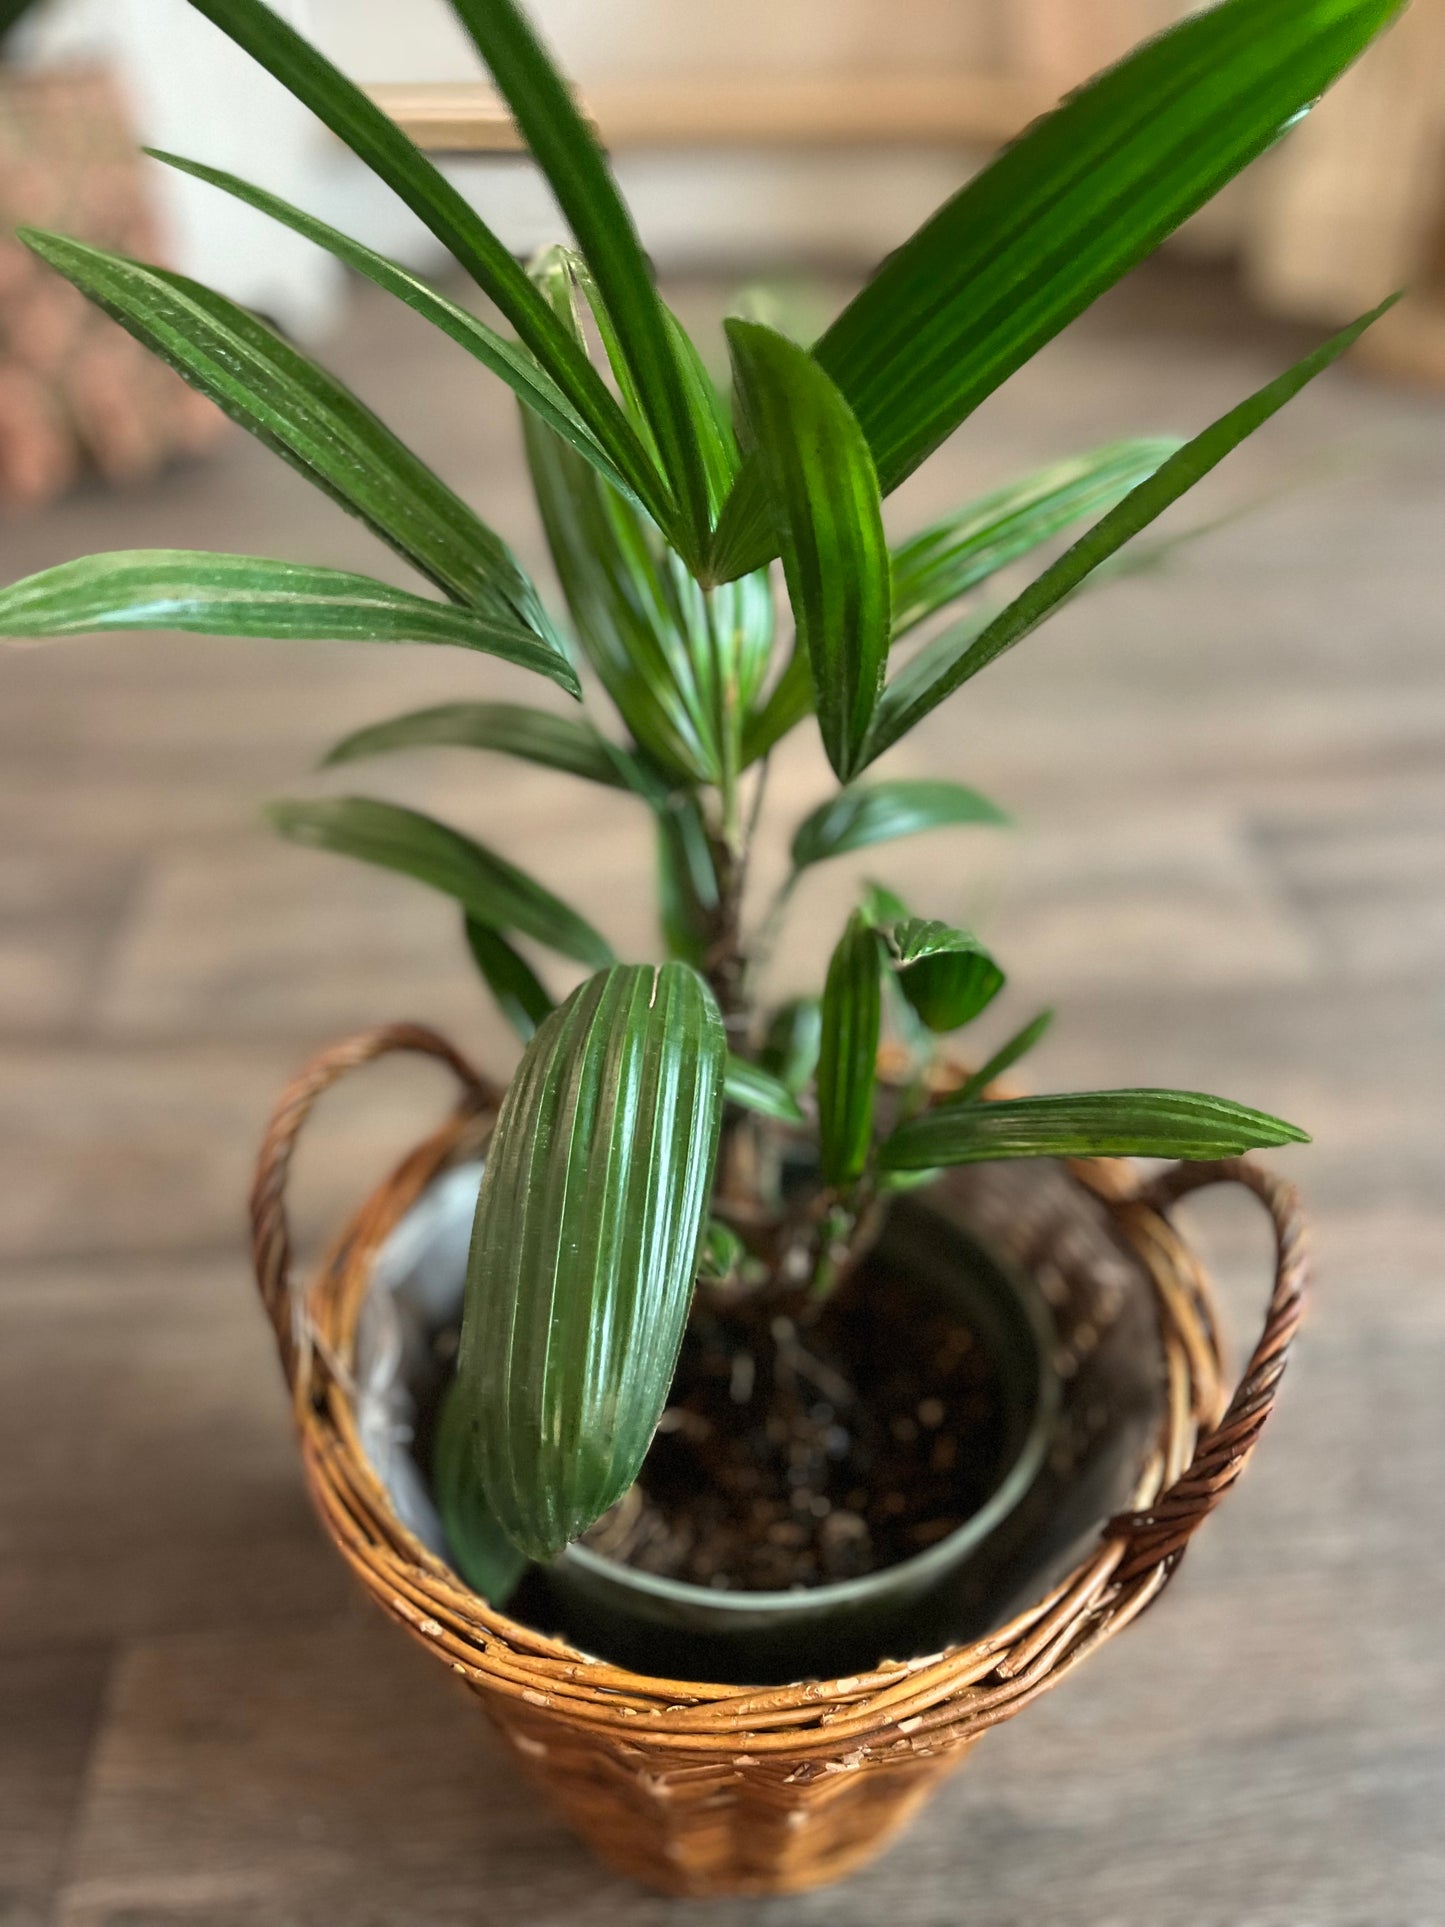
[[8, 0, 1445, 353]]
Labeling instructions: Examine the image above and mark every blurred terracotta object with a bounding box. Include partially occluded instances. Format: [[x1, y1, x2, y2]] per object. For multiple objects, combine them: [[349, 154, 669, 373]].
[[0, 63, 224, 512]]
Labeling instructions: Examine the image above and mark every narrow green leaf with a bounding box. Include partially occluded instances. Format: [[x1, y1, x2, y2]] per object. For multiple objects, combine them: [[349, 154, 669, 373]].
[[859, 881, 911, 930], [321, 702, 643, 787], [456, 963, 726, 1559], [180, 0, 667, 524], [791, 779, 1010, 873], [711, 0, 1405, 578], [951, 1009, 1056, 1105], [886, 918, 1005, 1034], [742, 642, 813, 767], [759, 998, 823, 1096], [655, 793, 719, 970], [148, 149, 635, 502], [866, 297, 1400, 760], [267, 796, 613, 968], [817, 912, 883, 1185], [0, 552, 577, 695], [727, 320, 889, 782], [890, 439, 1180, 640], [880, 1087, 1310, 1171], [464, 917, 554, 1043], [696, 1218, 745, 1287], [433, 1376, 530, 1601], [449, 0, 707, 559], [724, 1054, 806, 1125], [18, 230, 554, 631], [522, 404, 721, 783]]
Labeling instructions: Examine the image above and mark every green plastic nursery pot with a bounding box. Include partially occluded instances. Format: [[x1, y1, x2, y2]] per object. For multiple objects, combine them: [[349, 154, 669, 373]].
[[536, 1193, 1060, 1685]]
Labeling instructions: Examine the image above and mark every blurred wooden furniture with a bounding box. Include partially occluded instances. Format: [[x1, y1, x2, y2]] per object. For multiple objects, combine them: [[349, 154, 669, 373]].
[[367, 0, 1445, 385]]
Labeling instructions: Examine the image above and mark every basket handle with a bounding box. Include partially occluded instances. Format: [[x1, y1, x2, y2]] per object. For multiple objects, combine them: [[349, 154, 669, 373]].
[[1110, 1157, 1309, 1583], [249, 1024, 496, 1403]]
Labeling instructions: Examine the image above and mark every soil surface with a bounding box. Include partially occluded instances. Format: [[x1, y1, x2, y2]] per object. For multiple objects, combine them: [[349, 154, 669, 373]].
[[580, 1250, 1011, 1592]]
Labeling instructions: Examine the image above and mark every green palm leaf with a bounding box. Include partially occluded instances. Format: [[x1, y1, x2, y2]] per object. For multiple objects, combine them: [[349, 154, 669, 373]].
[[180, 0, 667, 526], [464, 917, 555, 1042], [865, 297, 1398, 760], [449, 0, 709, 560], [880, 1088, 1310, 1170], [710, 0, 1404, 580], [148, 149, 634, 501], [456, 963, 725, 1559], [791, 780, 1009, 873], [817, 912, 883, 1186], [321, 702, 643, 787], [18, 231, 555, 634], [890, 439, 1181, 640], [728, 320, 889, 783], [267, 795, 612, 968], [0, 552, 577, 695]]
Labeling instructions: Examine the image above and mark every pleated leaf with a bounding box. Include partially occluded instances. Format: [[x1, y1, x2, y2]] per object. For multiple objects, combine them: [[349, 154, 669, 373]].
[[523, 404, 722, 783], [724, 1054, 806, 1126], [887, 919, 1005, 1034], [149, 149, 634, 501], [457, 963, 726, 1560], [865, 297, 1399, 761], [791, 780, 1009, 873], [179, 0, 667, 526], [0, 552, 577, 694], [18, 230, 553, 630], [817, 913, 883, 1186], [321, 701, 642, 787], [880, 1088, 1310, 1171], [710, 0, 1405, 579], [951, 1009, 1055, 1105], [655, 794, 719, 970], [433, 1376, 530, 1603], [464, 918, 555, 1042], [449, 0, 708, 560], [727, 320, 889, 783], [759, 997, 823, 1095], [267, 796, 612, 968], [890, 439, 1181, 640]]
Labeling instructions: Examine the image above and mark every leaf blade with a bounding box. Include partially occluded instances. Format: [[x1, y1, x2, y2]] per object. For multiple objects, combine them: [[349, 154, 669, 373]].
[[791, 779, 1010, 873], [951, 1009, 1056, 1105], [880, 1088, 1310, 1170], [886, 918, 1005, 1033], [817, 912, 883, 1185], [148, 148, 635, 501], [463, 918, 555, 1043], [321, 702, 638, 785], [456, 963, 726, 1560], [710, 0, 1404, 578], [0, 551, 578, 694], [866, 297, 1400, 759], [727, 320, 890, 782], [724, 1054, 806, 1126], [449, 0, 708, 557], [267, 795, 613, 968], [18, 230, 554, 629], [180, 0, 667, 522]]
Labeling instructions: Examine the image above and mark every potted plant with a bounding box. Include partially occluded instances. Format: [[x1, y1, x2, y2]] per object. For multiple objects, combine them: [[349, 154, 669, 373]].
[[0, 0, 1398, 1897]]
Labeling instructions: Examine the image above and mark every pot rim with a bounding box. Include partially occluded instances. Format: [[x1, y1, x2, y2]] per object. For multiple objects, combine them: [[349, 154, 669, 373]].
[[557, 1207, 1061, 1620]]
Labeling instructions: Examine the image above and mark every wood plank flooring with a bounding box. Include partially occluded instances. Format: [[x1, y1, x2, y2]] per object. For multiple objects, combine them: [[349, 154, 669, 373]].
[[2, 261, 1442, 1924]]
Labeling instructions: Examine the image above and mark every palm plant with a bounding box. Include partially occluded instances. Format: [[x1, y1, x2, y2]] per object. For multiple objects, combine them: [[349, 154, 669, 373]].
[[0, 0, 1400, 1572]]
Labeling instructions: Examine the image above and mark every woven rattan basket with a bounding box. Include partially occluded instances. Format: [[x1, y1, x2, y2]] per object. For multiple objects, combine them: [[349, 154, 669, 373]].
[[250, 1023, 1308, 1898]]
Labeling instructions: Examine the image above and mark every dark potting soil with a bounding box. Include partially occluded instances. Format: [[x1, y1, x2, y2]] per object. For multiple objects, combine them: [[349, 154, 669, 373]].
[[579, 1252, 1011, 1592]]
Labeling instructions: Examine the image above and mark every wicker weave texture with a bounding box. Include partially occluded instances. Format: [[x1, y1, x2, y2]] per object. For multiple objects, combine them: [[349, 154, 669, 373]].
[[250, 1025, 1308, 1898]]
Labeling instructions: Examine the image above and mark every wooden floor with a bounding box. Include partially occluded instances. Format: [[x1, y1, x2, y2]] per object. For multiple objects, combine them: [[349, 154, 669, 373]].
[[2, 262, 1443, 1925]]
